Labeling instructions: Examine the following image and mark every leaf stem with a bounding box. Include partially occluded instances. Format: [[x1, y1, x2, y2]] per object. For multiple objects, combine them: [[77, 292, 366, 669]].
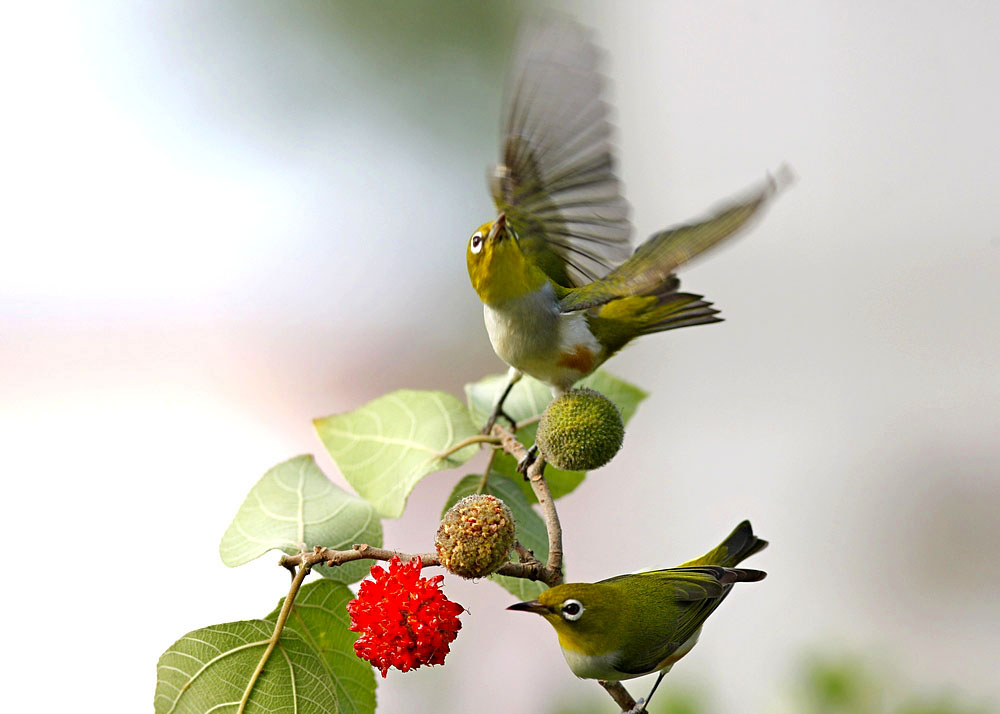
[[475, 447, 499, 493], [436, 434, 500, 461], [237, 562, 312, 714], [515, 415, 541, 430]]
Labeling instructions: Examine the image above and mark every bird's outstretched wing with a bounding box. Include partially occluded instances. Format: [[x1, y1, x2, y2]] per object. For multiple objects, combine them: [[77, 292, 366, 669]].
[[600, 566, 765, 676], [492, 18, 633, 287], [559, 171, 789, 313]]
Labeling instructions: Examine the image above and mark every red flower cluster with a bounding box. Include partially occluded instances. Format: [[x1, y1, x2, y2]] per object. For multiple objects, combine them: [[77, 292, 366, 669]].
[[347, 556, 464, 677]]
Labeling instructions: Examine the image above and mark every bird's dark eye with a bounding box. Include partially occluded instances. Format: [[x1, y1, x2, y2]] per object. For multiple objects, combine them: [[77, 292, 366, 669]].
[[470, 232, 484, 254], [561, 599, 584, 621]]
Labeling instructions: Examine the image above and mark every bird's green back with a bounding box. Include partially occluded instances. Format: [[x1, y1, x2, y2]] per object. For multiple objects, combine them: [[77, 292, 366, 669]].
[[525, 522, 768, 677], [539, 565, 763, 674], [595, 566, 762, 675]]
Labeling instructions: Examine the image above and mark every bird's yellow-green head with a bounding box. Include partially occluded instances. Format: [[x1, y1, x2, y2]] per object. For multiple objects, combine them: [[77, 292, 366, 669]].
[[466, 213, 547, 306], [507, 582, 623, 657]]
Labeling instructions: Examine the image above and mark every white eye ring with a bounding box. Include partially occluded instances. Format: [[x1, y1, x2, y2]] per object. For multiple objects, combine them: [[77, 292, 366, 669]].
[[470, 232, 484, 254], [560, 599, 584, 621]]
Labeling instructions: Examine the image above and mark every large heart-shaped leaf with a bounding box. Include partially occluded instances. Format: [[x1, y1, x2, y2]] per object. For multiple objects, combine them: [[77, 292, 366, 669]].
[[315, 390, 481, 518], [464, 371, 647, 501], [267, 580, 376, 714], [443, 474, 551, 600], [220, 455, 382, 584], [155, 619, 338, 714]]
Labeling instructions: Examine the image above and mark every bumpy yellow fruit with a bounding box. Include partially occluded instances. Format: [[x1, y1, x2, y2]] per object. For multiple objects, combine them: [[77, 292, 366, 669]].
[[536, 388, 624, 471], [436, 494, 515, 579]]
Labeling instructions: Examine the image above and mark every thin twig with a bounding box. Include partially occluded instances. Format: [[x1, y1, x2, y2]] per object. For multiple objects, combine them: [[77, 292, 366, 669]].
[[599, 681, 638, 713], [532, 458, 563, 579], [495, 560, 552, 582], [280, 544, 437, 570], [492, 425, 563, 584], [238, 563, 312, 713], [279, 544, 553, 582], [513, 541, 534, 563]]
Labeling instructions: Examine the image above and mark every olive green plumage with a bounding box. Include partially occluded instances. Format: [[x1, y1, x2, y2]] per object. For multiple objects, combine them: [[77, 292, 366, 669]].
[[535, 388, 624, 470], [436, 494, 515, 579], [507, 521, 767, 686]]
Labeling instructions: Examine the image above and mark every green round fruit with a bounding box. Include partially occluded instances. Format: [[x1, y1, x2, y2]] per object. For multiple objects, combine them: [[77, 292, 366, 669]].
[[536, 388, 624, 471], [435, 494, 515, 579]]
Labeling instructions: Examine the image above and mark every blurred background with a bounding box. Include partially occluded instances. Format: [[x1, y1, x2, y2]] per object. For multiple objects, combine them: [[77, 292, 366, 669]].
[[2, 1, 998, 712]]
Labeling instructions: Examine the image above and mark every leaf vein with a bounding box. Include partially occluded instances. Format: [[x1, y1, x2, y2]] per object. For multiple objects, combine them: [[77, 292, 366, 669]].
[[278, 645, 298, 714], [162, 639, 268, 714], [324, 426, 437, 455], [253, 491, 300, 523]]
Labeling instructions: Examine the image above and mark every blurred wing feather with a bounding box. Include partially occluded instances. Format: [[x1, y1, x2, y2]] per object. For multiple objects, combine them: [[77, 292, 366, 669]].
[[492, 18, 633, 286], [559, 171, 788, 312]]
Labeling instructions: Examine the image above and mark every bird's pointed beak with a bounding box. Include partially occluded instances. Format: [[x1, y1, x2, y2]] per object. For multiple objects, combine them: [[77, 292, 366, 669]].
[[487, 213, 507, 241], [507, 599, 548, 615]]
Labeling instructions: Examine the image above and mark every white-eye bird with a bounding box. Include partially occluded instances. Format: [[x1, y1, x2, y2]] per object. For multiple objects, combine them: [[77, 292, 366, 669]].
[[466, 19, 789, 430], [508, 520, 767, 712]]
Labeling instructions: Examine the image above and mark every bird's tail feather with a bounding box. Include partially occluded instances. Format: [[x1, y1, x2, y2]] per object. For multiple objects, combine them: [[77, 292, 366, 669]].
[[638, 291, 722, 334], [720, 567, 767, 584], [682, 520, 769, 569], [588, 288, 721, 355]]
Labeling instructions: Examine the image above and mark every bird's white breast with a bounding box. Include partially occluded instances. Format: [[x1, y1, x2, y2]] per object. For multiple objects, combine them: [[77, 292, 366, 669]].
[[559, 628, 702, 682], [483, 283, 602, 391], [561, 648, 628, 681]]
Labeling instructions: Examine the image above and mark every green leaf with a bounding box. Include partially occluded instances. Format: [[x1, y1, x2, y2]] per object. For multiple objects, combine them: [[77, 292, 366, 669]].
[[464, 370, 647, 501], [465, 373, 553, 426], [314, 390, 481, 518], [443, 474, 550, 600], [465, 369, 647, 427], [155, 619, 338, 714], [577, 370, 648, 423], [220, 455, 382, 585], [267, 580, 376, 714]]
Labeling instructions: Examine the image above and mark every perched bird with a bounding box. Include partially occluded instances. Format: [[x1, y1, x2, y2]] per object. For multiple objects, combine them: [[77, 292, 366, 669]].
[[467, 19, 789, 430], [508, 521, 767, 712]]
